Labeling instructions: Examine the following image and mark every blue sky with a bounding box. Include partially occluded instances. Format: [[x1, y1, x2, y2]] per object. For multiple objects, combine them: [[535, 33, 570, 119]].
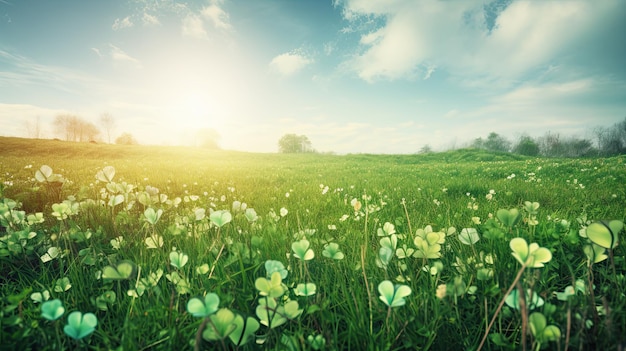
[[1, 0, 625, 153]]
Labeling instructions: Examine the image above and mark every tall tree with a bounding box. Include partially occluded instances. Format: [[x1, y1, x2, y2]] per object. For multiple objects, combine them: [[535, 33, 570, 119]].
[[483, 132, 511, 152], [100, 113, 116, 144], [25, 116, 42, 139], [513, 135, 540, 156], [115, 132, 138, 145], [278, 134, 314, 153], [53, 114, 100, 142]]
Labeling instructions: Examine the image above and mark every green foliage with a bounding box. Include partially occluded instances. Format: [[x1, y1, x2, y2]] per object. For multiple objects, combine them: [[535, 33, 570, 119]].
[[1, 137, 626, 350], [278, 133, 314, 153]]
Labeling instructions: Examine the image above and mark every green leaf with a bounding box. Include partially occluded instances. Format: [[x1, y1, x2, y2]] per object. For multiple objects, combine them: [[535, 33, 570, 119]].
[[459, 228, 480, 245], [228, 315, 259, 346], [95, 166, 116, 183], [102, 261, 135, 280], [497, 208, 521, 227], [144, 207, 163, 225], [584, 243, 608, 264], [210, 210, 232, 228], [95, 291, 116, 311], [528, 312, 547, 337], [144, 234, 164, 249], [108, 194, 124, 207], [265, 260, 288, 279], [35, 165, 53, 183], [41, 299, 64, 321], [378, 280, 411, 308], [292, 239, 314, 261], [170, 251, 189, 269], [187, 293, 220, 318], [63, 311, 98, 340], [31, 290, 50, 304], [505, 288, 544, 310], [255, 272, 284, 298], [586, 221, 622, 249], [256, 298, 287, 328], [54, 277, 72, 292], [295, 283, 316, 297], [203, 308, 237, 341]]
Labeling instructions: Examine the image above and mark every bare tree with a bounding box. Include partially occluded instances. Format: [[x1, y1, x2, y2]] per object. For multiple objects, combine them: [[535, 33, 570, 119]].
[[100, 113, 116, 144], [25, 116, 42, 139], [53, 114, 101, 142]]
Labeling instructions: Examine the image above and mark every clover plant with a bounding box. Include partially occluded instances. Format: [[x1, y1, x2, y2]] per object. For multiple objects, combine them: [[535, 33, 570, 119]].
[[63, 311, 97, 340]]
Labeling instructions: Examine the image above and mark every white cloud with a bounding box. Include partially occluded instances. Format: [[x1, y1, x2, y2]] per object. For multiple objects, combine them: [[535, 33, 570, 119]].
[[181, 14, 208, 39], [201, 3, 231, 30], [339, 0, 622, 84], [109, 45, 141, 67], [270, 52, 314, 76], [112, 16, 133, 30], [142, 13, 160, 26]]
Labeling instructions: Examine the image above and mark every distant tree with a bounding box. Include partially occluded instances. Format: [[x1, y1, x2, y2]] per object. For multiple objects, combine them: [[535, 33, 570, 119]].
[[595, 117, 626, 156], [484, 132, 511, 152], [538, 132, 563, 157], [513, 135, 540, 156], [278, 134, 314, 153], [115, 132, 138, 145], [419, 144, 433, 154], [25, 116, 42, 139], [53, 114, 100, 142], [100, 113, 116, 144], [470, 137, 484, 149], [195, 128, 221, 149]]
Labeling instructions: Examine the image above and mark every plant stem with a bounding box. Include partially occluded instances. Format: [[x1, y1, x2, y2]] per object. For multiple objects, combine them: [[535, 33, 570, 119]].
[[477, 262, 528, 351], [361, 245, 373, 336]]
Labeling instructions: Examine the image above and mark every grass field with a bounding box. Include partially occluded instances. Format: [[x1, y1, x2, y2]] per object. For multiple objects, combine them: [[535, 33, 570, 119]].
[[1, 136, 625, 350]]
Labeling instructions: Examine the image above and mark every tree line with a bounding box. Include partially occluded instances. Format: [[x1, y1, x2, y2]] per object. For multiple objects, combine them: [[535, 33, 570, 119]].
[[455, 117, 626, 157], [278, 117, 626, 158], [24, 113, 138, 145]]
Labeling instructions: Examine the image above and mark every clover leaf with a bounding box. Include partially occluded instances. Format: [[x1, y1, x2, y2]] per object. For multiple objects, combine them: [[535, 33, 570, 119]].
[[210, 210, 232, 228], [265, 260, 288, 279], [187, 293, 220, 318], [510, 237, 552, 268], [497, 208, 521, 228], [292, 239, 314, 261], [255, 271, 285, 298], [41, 299, 64, 321], [322, 243, 345, 260], [459, 228, 480, 245], [102, 261, 135, 280], [228, 315, 260, 346], [63, 311, 97, 340], [378, 280, 412, 308], [170, 250, 189, 269]]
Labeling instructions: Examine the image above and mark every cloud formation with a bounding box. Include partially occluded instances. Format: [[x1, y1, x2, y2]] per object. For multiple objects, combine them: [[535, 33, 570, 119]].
[[109, 45, 141, 67], [112, 16, 133, 30], [270, 51, 314, 76], [339, 0, 623, 84]]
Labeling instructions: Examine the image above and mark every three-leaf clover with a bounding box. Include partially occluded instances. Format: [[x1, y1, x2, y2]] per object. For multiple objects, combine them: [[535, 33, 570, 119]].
[[322, 243, 345, 260], [255, 271, 285, 298], [510, 237, 552, 268], [63, 311, 98, 340], [378, 280, 412, 307], [41, 299, 65, 321], [292, 239, 314, 261], [210, 210, 232, 228], [187, 293, 220, 318], [170, 250, 189, 269]]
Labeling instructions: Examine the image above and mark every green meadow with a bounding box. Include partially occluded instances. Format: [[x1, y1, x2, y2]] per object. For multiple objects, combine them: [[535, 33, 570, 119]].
[[1, 136, 625, 350]]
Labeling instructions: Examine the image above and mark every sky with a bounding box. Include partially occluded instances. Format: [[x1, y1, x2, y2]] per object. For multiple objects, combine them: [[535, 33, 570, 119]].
[[1, 0, 625, 154]]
